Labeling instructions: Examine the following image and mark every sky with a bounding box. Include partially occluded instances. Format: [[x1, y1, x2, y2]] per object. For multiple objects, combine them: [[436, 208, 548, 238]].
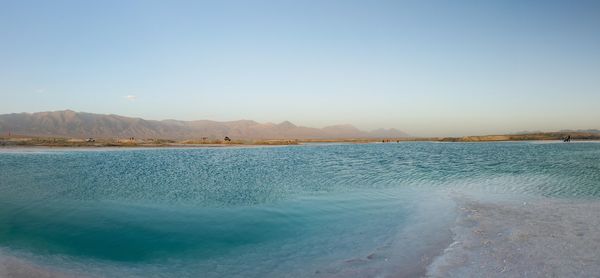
[[1, 0, 599, 136]]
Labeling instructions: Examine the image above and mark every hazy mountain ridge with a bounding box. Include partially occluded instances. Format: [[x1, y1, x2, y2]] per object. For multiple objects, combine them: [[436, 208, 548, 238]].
[[514, 129, 600, 135], [0, 110, 409, 139]]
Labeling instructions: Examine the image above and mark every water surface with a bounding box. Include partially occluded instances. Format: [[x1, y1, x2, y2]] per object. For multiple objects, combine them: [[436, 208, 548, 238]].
[[1, 142, 599, 277]]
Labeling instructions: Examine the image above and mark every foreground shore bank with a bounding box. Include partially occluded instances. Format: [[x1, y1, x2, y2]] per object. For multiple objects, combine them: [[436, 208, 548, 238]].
[[428, 195, 600, 277]]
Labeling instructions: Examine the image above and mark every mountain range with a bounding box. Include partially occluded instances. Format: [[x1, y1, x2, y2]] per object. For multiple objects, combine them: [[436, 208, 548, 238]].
[[0, 110, 408, 140]]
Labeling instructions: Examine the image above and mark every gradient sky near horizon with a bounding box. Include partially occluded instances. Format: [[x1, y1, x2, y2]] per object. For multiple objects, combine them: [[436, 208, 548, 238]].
[[1, 0, 599, 136]]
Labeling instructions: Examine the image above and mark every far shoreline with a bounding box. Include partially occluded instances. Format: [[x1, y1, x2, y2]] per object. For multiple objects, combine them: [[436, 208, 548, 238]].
[[1, 131, 600, 148]]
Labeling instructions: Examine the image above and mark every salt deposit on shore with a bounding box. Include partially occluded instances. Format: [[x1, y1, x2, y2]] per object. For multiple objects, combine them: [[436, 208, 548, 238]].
[[428, 196, 600, 277]]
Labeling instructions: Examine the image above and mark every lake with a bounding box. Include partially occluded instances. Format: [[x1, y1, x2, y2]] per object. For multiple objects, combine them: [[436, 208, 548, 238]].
[[1, 142, 600, 277]]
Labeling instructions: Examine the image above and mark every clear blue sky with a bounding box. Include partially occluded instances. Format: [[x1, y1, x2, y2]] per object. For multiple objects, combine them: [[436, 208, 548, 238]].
[[1, 0, 599, 136]]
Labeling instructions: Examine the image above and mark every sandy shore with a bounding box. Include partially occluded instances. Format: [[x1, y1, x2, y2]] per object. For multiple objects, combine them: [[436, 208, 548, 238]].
[[427, 196, 600, 277], [2, 130, 600, 148]]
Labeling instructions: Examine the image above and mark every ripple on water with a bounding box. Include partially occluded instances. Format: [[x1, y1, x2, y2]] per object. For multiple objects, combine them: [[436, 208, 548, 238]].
[[1, 142, 600, 277]]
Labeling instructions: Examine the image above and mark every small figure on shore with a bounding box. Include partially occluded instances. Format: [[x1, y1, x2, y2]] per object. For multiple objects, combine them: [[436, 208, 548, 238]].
[[563, 135, 571, 143], [224, 136, 231, 142]]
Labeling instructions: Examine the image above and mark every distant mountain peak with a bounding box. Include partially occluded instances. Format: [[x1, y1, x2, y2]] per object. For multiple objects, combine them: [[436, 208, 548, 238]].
[[277, 121, 297, 129]]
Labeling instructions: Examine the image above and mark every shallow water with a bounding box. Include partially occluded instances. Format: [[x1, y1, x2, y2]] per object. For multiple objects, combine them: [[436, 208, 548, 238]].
[[1, 142, 599, 277]]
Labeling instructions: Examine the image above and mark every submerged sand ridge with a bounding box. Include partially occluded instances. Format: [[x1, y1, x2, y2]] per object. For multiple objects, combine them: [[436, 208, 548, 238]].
[[0, 250, 84, 278], [427, 196, 600, 277]]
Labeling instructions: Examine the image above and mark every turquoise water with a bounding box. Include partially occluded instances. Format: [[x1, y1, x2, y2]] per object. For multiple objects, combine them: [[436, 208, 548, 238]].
[[1, 142, 600, 277]]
